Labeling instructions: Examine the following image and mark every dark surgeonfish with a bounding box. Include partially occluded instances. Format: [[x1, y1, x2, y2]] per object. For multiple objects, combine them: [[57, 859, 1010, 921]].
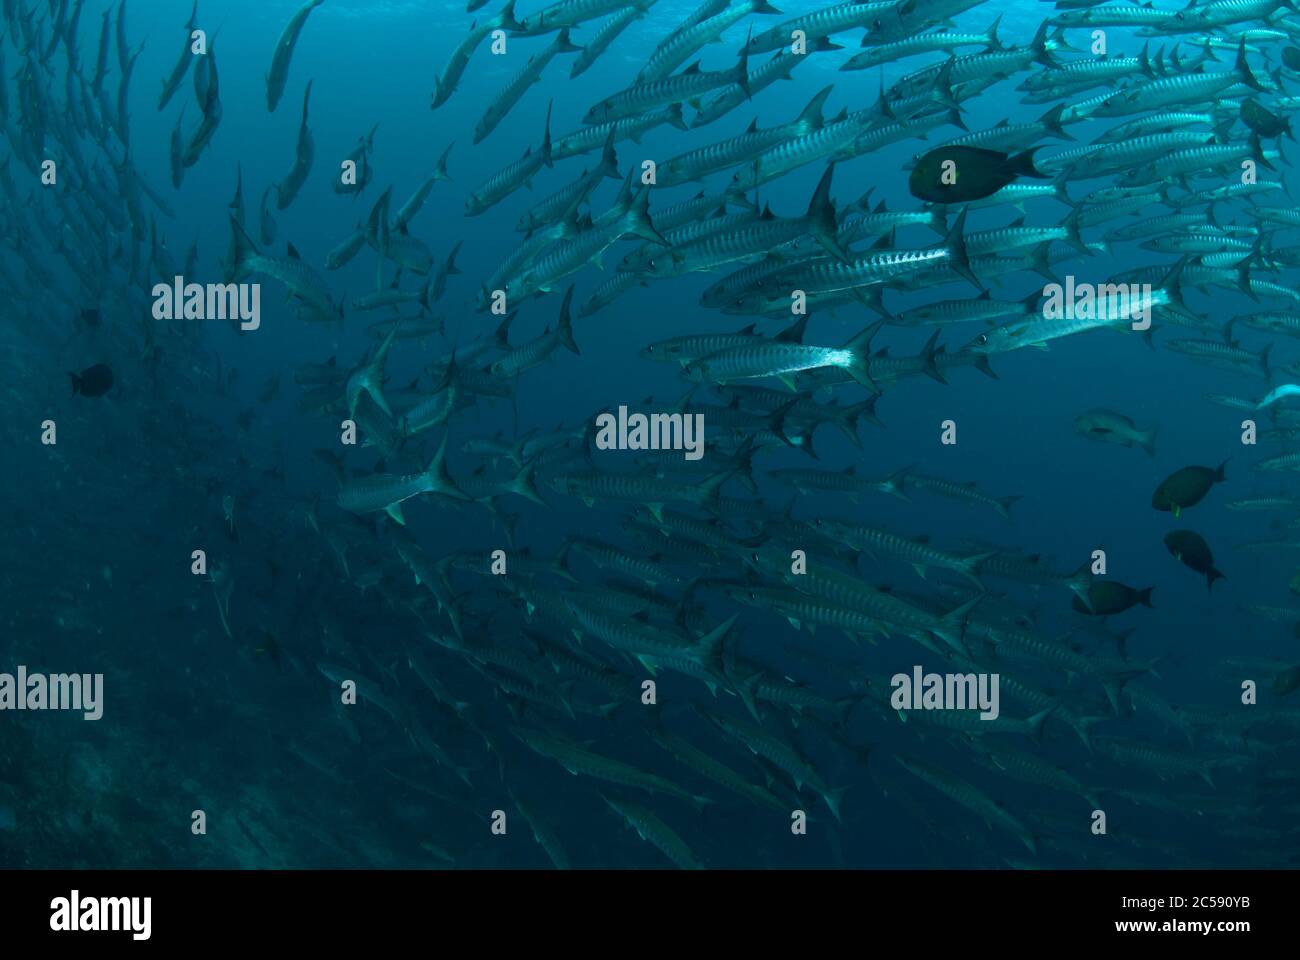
[[1152, 462, 1228, 518], [70, 364, 114, 397], [1164, 530, 1225, 592], [1242, 98, 1292, 141], [909, 146, 1048, 204], [1072, 581, 1154, 616]]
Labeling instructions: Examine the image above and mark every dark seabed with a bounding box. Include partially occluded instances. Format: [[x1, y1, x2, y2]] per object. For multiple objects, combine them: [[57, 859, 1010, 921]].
[[1, 0, 1299, 869]]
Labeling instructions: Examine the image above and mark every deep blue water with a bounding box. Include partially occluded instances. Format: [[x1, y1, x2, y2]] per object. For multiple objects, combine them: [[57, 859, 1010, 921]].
[[1, 0, 1297, 869]]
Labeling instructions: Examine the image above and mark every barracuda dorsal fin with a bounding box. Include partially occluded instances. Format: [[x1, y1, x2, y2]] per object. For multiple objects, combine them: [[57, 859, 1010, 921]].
[[797, 85, 834, 129]]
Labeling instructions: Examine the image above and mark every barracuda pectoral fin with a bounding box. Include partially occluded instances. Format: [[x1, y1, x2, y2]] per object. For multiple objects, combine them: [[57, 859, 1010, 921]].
[[385, 503, 406, 525]]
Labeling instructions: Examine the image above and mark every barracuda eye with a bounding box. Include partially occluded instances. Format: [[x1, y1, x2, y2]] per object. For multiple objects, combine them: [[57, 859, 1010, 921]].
[[977, 334, 989, 346]]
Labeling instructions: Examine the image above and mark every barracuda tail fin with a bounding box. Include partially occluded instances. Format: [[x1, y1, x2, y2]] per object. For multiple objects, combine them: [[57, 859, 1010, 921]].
[[665, 102, 689, 131], [882, 464, 912, 501], [434, 141, 455, 182], [1072, 714, 1105, 752], [539, 100, 553, 168], [555, 285, 580, 355], [1062, 208, 1091, 255], [969, 352, 999, 379], [936, 592, 985, 653], [698, 467, 741, 513], [942, 207, 983, 292], [731, 669, 763, 723], [776, 313, 810, 344], [1250, 131, 1275, 171], [1019, 830, 1038, 856], [622, 186, 666, 245], [1138, 41, 1155, 77], [695, 613, 740, 676], [927, 204, 950, 235], [734, 34, 752, 99], [1065, 561, 1094, 610], [931, 56, 960, 111], [769, 400, 817, 459], [807, 162, 847, 261], [958, 551, 995, 587], [1029, 20, 1056, 67], [510, 456, 545, 506], [228, 213, 260, 280], [553, 27, 581, 55], [426, 432, 471, 501], [595, 130, 620, 181], [842, 320, 883, 393], [1039, 102, 1072, 141], [984, 14, 1004, 50], [1025, 706, 1054, 743], [821, 786, 847, 824], [919, 329, 947, 384], [498, 0, 522, 35], [1236, 36, 1267, 93], [842, 393, 884, 438]]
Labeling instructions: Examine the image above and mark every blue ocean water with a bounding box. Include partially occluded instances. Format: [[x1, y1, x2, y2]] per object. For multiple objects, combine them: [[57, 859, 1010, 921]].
[[1, 0, 1297, 869]]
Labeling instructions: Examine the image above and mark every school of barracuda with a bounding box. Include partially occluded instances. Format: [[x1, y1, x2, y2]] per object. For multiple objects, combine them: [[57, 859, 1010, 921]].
[[6, 0, 1300, 869]]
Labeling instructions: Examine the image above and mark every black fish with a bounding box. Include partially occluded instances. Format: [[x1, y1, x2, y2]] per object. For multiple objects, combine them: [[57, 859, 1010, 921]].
[[1163, 529, 1225, 591], [1072, 581, 1153, 616], [1241, 98, 1291, 140], [69, 363, 114, 397], [908, 146, 1047, 204], [1151, 461, 1227, 518]]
